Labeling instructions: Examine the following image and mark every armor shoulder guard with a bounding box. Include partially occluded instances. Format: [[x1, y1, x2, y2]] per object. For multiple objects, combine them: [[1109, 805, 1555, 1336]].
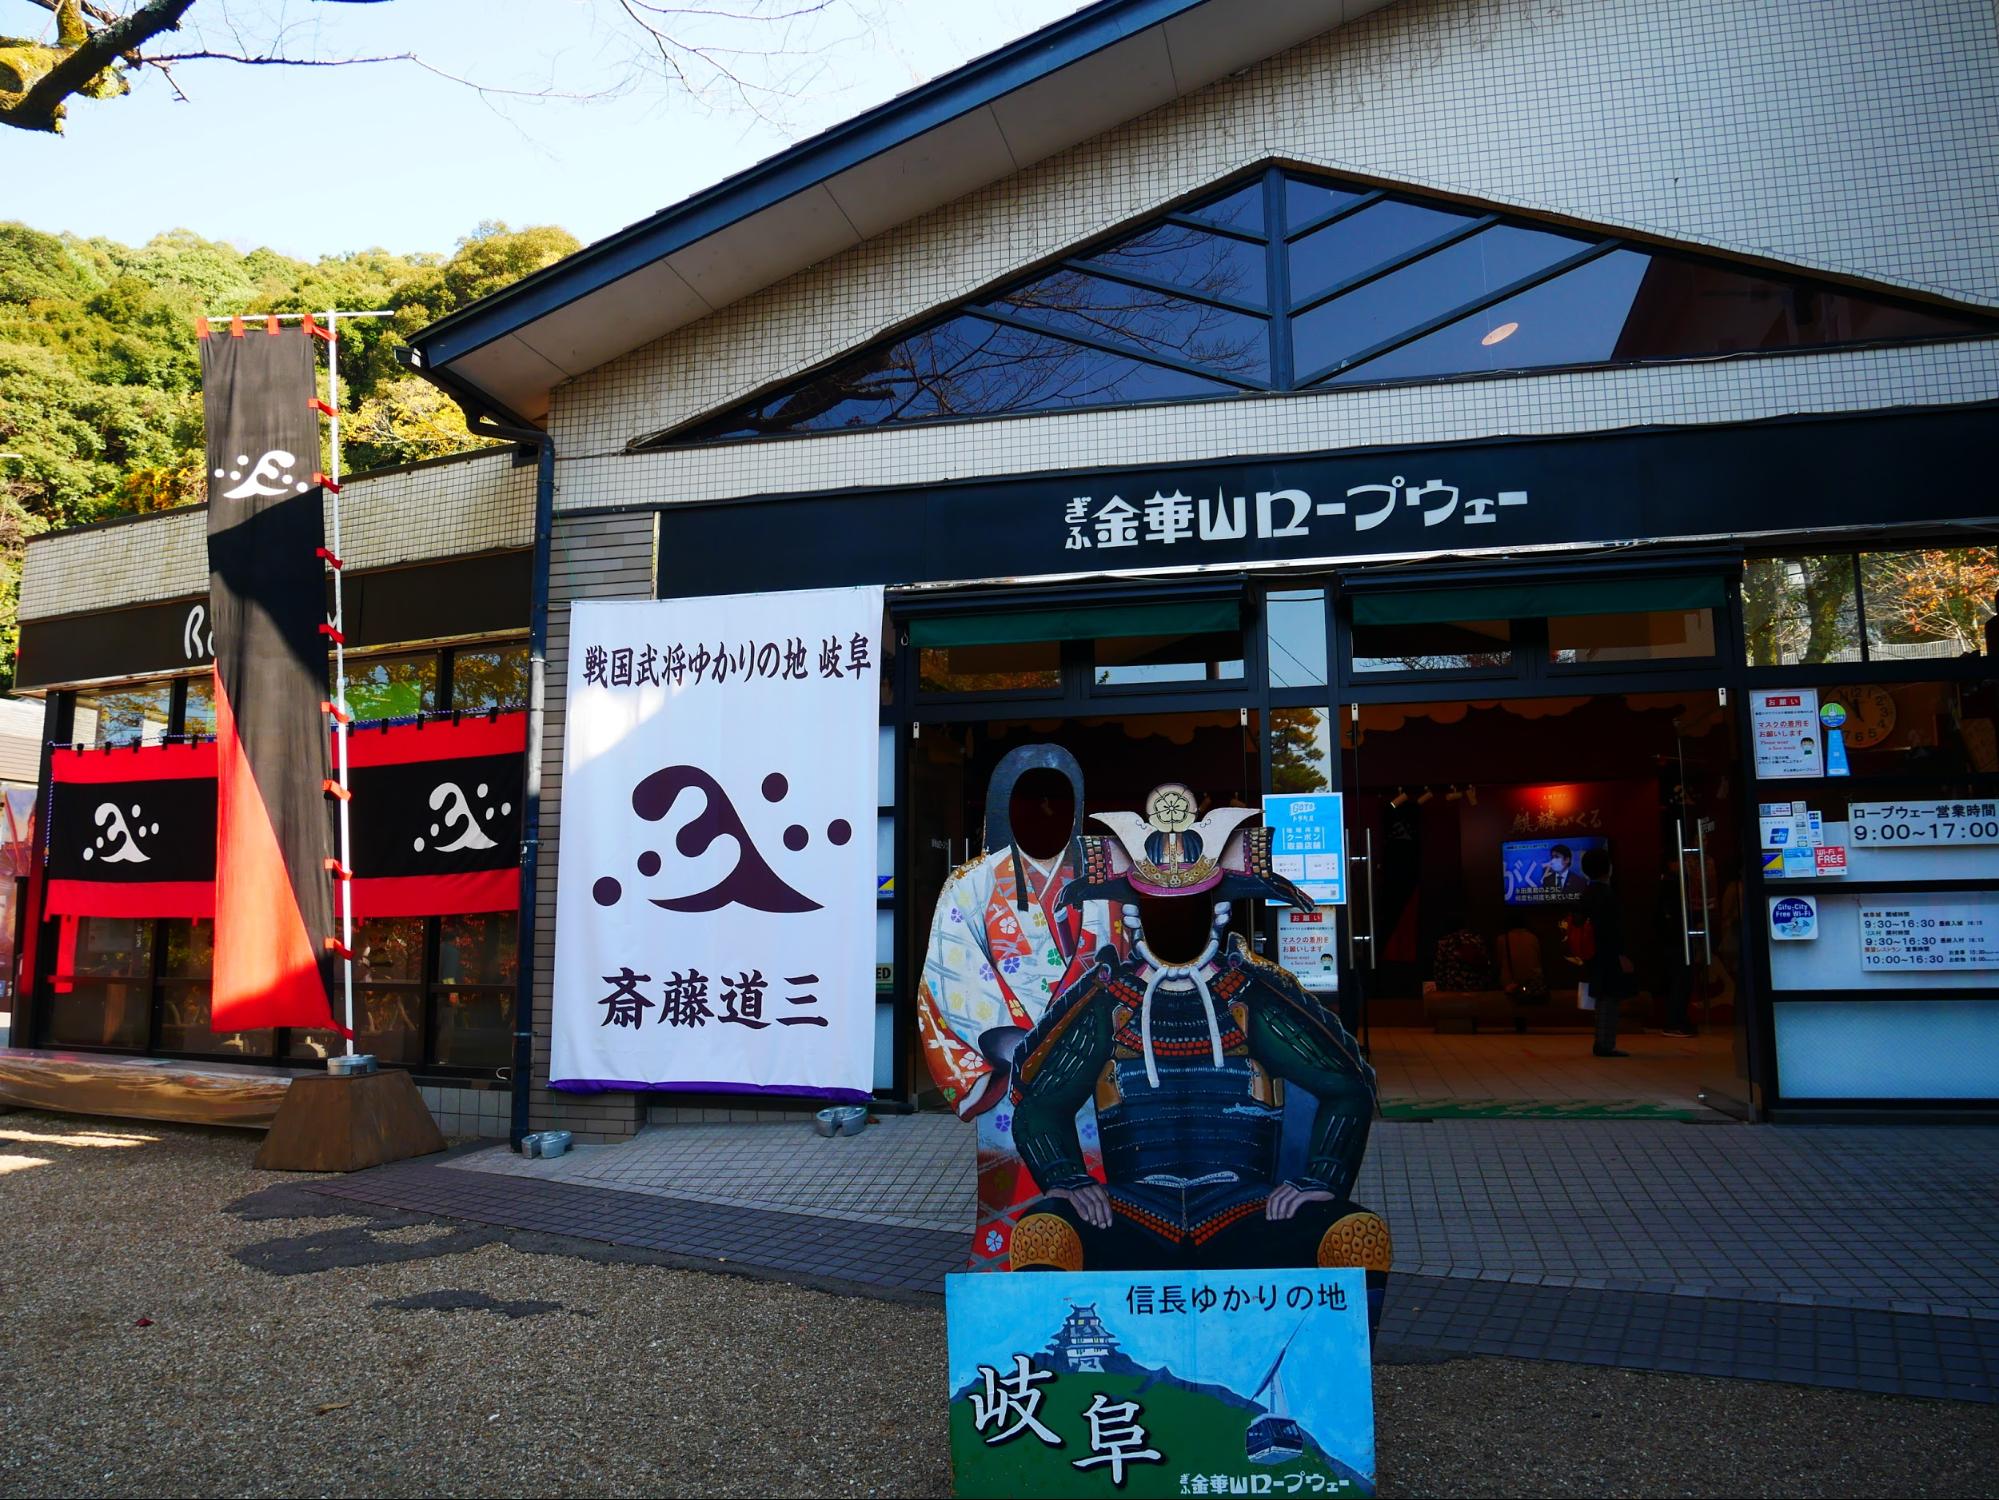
[[1014, 957, 1120, 1090]]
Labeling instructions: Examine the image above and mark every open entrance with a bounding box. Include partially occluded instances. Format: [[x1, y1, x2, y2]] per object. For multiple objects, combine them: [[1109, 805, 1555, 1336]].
[[1343, 691, 1750, 1119]]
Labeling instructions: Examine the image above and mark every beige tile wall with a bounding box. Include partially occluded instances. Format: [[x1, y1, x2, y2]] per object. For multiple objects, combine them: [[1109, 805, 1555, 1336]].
[[548, 0, 1999, 475], [20, 449, 535, 623]]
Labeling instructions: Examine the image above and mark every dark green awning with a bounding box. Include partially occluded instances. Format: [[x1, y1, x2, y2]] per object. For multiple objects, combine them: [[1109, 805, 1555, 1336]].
[[1351, 575, 1725, 628], [909, 598, 1239, 648]]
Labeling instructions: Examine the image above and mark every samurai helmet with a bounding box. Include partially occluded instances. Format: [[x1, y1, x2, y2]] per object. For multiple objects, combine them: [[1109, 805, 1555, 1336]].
[[1060, 782, 1314, 914]]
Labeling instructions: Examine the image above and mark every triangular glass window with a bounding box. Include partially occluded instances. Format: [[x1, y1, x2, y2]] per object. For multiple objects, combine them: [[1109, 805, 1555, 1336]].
[[663, 167, 1998, 446]]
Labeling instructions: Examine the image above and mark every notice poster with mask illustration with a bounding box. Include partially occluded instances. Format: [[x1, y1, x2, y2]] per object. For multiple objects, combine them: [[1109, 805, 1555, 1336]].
[[550, 588, 882, 1099]]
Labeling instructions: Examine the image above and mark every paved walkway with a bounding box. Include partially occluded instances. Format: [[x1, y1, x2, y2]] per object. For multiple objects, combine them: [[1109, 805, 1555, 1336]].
[[300, 1113, 1999, 1403], [1369, 1026, 1726, 1118]]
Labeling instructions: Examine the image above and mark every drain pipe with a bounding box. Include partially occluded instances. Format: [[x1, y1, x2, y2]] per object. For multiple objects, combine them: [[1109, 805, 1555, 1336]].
[[398, 349, 551, 1152]]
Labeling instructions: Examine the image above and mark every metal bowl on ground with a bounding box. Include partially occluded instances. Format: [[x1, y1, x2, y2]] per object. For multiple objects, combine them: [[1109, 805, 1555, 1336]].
[[813, 1105, 868, 1137]]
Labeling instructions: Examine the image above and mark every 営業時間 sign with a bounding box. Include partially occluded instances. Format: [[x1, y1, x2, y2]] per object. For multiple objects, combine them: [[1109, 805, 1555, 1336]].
[[1849, 801, 1999, 846], [1859, 898, 1999, 970]]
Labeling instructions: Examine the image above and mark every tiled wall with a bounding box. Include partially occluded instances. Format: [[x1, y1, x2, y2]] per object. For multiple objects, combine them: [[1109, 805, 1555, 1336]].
[[19, 448, 535, 622], [548, 0, 1999, 474], [526, 508, 659, 1144], [420, 1082, 510, 1139]]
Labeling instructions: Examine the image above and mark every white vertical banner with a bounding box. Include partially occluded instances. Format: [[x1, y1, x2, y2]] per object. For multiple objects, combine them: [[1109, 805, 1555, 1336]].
[[551, 586, 884, 1100]]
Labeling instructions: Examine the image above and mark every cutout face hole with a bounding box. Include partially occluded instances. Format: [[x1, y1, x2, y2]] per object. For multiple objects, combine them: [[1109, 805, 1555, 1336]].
[[1008, 768, 1075, 861], [1137, 893, 1216, 966]]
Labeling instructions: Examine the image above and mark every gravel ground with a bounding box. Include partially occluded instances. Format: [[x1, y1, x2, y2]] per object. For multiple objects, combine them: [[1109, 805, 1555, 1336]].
[[0, 1111, 1994, 1499]]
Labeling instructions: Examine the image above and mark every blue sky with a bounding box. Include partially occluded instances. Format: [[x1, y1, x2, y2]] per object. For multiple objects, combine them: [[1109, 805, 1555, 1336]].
[[947, 1270, 1375, 1474], [3, 0, 1092, 259]]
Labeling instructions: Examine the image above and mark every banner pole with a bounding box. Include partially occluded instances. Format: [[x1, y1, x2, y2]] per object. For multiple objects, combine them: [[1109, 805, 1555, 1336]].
[[325, 309, 356, 1055]]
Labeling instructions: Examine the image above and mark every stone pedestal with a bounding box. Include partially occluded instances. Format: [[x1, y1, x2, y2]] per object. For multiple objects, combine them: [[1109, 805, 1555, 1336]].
[[253, 1069, 446, 1172]]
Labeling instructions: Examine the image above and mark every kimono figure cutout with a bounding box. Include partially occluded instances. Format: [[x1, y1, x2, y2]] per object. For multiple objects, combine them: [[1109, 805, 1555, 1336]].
[[916, 746, 1125, 1271], [1007, 784, 1392, 1326]]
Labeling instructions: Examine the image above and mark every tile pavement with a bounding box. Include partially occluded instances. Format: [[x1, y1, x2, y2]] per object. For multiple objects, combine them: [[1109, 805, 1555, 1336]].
[[299, 1115, 1999, 1402]]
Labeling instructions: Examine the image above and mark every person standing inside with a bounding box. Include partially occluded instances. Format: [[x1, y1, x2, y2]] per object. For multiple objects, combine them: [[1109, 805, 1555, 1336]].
[[1581, 846, 1637, 1057]]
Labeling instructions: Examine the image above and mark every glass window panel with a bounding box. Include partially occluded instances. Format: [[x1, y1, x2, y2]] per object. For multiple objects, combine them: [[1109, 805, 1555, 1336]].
[[1809, 681, 1992, 778], [161, 918, 213, 979], [159, 979, 273, 1058], [877, 725, 896, 806], [1328, 250, 1653, 384], [1352, 619, 1512, 673], [74, 683, 171, 747], [1860, 549, 1998, 662], [1550, 609, 1717, 664], [985, 269, 1270, 384], [1742, 555, 1862, 667], [437, 912, 519, 988], [1283, 177, 1367, 234], [433, 986, 513, 1071], [1287, 200, 1475, 305], [1093, 631, 1245, 686], [1294, 224, 1590, 377], [450, 645, 528, 710], [181, 675, 216, 738], [43, 978, 150, 1049], [356, 917, 426, 984], [875, 907, 893, 967], [1077, 222, 1269, 308], [345, 653, 437, 723], [1180, 180, 1265, 234], [688, 314, 1238, 441], [1270, 707, 1333, 794], [1267, 589, 1328, 688], [918, 640, 1061, 695], [287, 987, 424, 1066], [69, 915, 153, 977], [876, 813, 895, 889]]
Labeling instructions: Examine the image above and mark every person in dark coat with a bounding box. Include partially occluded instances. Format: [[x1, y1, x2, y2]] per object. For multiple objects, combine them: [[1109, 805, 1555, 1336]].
[[1580, 846, 1637, 1057]]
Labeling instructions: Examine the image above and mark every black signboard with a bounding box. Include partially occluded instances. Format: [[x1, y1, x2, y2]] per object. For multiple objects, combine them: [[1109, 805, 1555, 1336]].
[[657, 404, 1998, 598]]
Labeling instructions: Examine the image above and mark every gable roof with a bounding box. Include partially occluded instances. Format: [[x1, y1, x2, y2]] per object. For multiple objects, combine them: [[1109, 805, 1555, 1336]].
[[406, 0, 1378, 424]]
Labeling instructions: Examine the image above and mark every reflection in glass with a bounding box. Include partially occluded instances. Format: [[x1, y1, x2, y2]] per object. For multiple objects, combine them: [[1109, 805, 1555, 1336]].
[[1742, 556, 1861, 666], [1270, 707, 1333, 793], [1352, 619, 1512, 673], [1860, 549, 1998, 661], [1287, 200, 1473, 305], [1267, 589, 1328, 689], [1551, 609, 1717, 664], [46, 916, 153, 1048], [181, 675, 216, 737], [1293, 224, 1589, 376], [438, 913, 518, 987], [982, 266, 1269, 384], [74, 683, 171, 747], [345, 653, 437, 722], [1094, 631, 1245, 686], [1284, 179, 1366, 234], [451, 645, 529, 710], [1078, 222, 1268, 308], [918, 641, 1061, 695], [1180, 180, 1265, 234]]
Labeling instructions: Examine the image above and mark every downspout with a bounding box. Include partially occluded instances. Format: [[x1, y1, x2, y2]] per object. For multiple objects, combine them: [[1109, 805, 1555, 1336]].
[[397, 348, 551, 1151]]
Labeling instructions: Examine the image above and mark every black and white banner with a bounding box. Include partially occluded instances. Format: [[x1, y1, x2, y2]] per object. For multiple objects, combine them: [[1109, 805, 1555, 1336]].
[[550, 587, 883, 1100]]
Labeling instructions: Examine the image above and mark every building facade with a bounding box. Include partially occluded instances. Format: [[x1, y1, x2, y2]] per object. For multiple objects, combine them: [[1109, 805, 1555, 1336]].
[[12, 0, 1999, 1137]]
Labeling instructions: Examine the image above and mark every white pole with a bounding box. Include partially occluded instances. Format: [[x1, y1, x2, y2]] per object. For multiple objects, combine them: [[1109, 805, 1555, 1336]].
[[324, 310, 357, 1057]]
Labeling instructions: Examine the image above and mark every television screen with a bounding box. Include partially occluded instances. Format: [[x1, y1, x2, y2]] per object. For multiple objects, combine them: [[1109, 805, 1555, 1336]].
[[1503, 836, 1608, 905]]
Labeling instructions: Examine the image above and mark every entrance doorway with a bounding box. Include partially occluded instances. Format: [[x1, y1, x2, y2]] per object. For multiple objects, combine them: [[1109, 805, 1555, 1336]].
[[1342, 691, 1749, 1119], [904, 708, 1259, 1105]]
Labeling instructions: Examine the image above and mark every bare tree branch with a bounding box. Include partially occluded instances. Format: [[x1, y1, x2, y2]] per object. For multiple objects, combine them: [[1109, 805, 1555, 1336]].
[[2, 0, 198, 132]]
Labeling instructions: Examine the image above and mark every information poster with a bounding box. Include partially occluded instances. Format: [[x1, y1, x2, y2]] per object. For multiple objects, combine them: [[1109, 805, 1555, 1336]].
[[1859, 898, 1999, 971], [1752, 689, 1823, 779], [947, 1269, 1375, 1499], [1849, 800, 1999, 846], [1277, 909, 1339, 991], [1262, 793, 1345, 905]]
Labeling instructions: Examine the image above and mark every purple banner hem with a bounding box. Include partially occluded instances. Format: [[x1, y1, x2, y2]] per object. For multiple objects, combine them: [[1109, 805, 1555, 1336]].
[[549, 1077, 872, 1104]]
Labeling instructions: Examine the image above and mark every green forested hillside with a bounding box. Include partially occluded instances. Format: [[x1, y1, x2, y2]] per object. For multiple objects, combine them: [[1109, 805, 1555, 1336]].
[[0, 220, 579, 683]]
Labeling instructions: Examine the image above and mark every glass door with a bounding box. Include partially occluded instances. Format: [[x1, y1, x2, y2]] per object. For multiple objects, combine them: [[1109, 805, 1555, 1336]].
[[1669, 694, 1755, 1117]]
